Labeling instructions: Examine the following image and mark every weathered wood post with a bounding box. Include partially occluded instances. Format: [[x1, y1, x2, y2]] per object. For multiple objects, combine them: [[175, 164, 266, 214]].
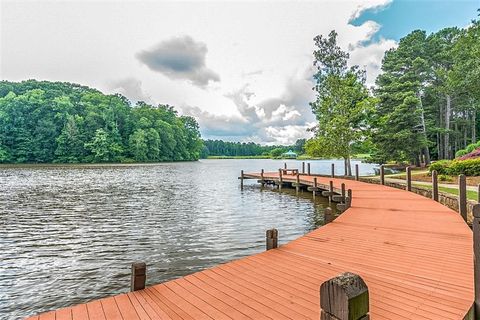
[[260, 169, 265, 187], [302, 162, 305, 174], [324, 207, 334, 224], [278, 169, 283, 190], [331, 163, 335, 178], [380, 165, 385, 185], [266, 228, 278, 250], [459, 174, 467, 222], [284, 162, 287, 169], [313, 177, 317, 199], [347, 189, 352, 208], [307, 163, 311, 175], [320, 272, 369, 320], [329, 180, 334, 202], [355, 164, 359, 181], [240, 170, 244, 189], [296, 173, 300, 193], [472, 204, 480, 318], [341, 183, 346, 203], [406, 166, 412, 191], [131, 262, 146, 292], [431, 170, 438, 201], [478, 184, 480, 203]]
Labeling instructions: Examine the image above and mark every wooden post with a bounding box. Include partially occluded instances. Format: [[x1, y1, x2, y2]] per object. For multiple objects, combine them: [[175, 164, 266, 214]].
[[472, 204, 480, 318], [307, 163, 311, 175], [331, 163, 335, 178], [266, 228, 278, 250], [240, 170, 244, 189], [284, 162, 287, 169], [432, 170, 438, 201], [347, 189, 352, 208], [355, 164, 359, 181], [313, 177, 317, 199], [260, 169, 265, 186], [329, 180, 334, 202], [278, 169, 283, 190], [324, 207, 334, 224], [406, 166, 412, 191], [478, 184, 480, 203], [296, 173, 300, 193], [320, 272, 369, 320], [302, 162, 305, 174], [131, 262, 146, 292], [380, 165, 385, 185], [341, 183, 346, 203], [459, 174, 467, 222]]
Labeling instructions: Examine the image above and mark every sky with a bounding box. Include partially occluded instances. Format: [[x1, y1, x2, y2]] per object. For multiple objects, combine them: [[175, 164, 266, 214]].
[[0, 0, 478, 145]]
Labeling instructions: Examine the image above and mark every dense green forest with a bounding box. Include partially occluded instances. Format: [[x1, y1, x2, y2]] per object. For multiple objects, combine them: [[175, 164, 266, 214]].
[[307, 12, 480, 170], [0, 80, 203, 163], [201, 139, 305, 158]]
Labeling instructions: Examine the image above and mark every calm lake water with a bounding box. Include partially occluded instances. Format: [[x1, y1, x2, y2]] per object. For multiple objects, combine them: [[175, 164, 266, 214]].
[[0, 159, 376, 319]]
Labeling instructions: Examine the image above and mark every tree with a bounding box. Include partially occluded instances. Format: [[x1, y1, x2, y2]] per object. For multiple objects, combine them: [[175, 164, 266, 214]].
[[307, 31, 375, 175]]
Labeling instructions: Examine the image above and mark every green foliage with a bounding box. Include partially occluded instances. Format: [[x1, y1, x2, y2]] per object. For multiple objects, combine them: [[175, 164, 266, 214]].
[[448, 159, 480, 176], [269, 148, 286, 158], [0, 80, 203, 163], [308, 30, 375, 174], [202, 139, 303, 158], [428, 160, 452, 175], [455, 141, 480, 158], [429, 158, 480, 176], [438, 174, 452, 182]]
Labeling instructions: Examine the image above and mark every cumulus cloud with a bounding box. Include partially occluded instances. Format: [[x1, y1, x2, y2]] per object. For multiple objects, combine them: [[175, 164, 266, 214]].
[[108, 77, 152, 103], [136, 36, 220, 87], [180, 67, 317, 145]]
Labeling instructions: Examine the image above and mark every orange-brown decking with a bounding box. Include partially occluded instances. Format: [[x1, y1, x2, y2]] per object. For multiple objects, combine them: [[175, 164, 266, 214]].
[[28, 172, 474, 319]]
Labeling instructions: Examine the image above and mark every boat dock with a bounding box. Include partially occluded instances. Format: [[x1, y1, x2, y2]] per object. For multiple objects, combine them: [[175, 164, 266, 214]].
[[27, 165, 476, 319]]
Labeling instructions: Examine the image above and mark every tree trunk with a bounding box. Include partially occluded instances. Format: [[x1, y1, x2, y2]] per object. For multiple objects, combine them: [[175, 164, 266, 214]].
[[445, 95, 451, 159], [417, 92, 430, 165], [473, 109, 476, 143]]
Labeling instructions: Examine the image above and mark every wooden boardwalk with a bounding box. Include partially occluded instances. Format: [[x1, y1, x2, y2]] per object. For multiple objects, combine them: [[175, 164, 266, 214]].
[[27, 171, 474, 319]]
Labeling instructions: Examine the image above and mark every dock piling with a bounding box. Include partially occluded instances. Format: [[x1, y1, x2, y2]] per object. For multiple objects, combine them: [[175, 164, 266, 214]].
[[380, 165, 385, 185], [131, 262, 146, 292], [472, 204, 480, 318], [296, 173, 300, 193], [331, 163, 335, 178], [260, 169, 265, 186], [320, 272, 369, 320], [302, 162, 305, 174], [266, 229, 278, 250], [459, 174, 467, 222], [341, 183, 346, 203], [329, 180, 334, 202], [284, 162, 287, 170], [355, 164, 359, 181], [432, 170, 438, 201], [240, 170, 244, 189], [278, 169, 283, 190], [313, 177, 317, 199], [307, 163, 311, 175], [406, 167, 412, 191], [324, 207, 334, 224]]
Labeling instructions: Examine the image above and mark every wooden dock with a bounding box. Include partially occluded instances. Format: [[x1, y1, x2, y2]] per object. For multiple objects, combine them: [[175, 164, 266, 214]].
[[28, 169, 474, 319]]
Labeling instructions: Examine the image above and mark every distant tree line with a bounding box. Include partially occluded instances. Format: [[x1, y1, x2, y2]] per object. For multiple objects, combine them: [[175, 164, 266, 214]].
[[307, 11, 480, 172], [201, 139, 306, 158], [0, 80, 203, 163]]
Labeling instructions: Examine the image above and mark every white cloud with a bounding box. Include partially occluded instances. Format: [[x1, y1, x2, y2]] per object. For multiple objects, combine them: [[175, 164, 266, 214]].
[[1, 0, 394, 144]]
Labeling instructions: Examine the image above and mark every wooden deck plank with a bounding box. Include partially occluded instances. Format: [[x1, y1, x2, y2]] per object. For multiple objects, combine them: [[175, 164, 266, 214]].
[[86, 300, 106, 320], [56, 308, 73, 320], [38, 311, 55, 320], [71, 304, 89, 320], [26, 172, 474, 319], [114, 294, 141, 320]]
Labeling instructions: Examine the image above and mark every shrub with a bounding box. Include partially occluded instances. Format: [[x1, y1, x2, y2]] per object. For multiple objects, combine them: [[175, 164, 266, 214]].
[[466, 143, 477, 153], [438, 174, 453, 182], [428, 160, 451, 175], [448, 158, 480, 176], [455, 149, 468, 158]]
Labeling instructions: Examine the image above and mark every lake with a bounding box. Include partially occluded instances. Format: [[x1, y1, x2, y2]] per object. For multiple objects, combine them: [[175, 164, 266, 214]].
[[0, 159, 377, 319]]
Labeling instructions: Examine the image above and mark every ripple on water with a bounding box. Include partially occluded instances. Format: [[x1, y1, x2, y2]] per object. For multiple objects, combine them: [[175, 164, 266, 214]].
[[0, 159, 376, 319]]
